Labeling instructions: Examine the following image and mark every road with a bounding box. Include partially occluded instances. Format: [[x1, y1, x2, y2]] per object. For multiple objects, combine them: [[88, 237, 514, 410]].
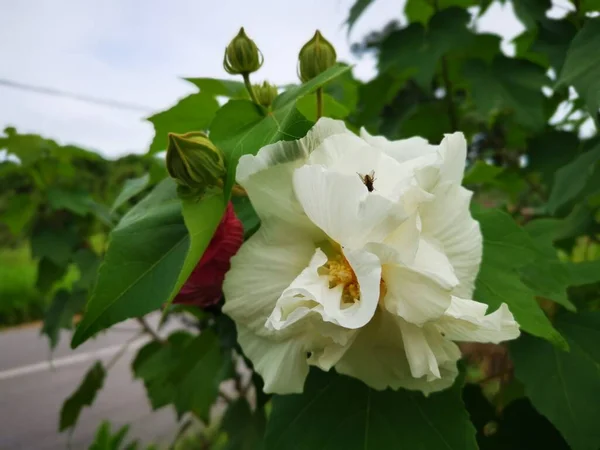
[[0, 316, 183, 450]]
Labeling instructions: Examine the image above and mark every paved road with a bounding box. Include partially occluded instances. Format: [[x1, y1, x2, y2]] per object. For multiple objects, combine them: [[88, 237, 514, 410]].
[[0, 316, 184, 450]]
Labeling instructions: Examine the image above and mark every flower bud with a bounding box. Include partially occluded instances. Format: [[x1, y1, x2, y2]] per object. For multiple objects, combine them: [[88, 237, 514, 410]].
[[174, 202, 244, 308], [298, 30, 337, 82], [253, 81, 278, 108], [223, 27, 263, 75], [166, 131, 226, 198]]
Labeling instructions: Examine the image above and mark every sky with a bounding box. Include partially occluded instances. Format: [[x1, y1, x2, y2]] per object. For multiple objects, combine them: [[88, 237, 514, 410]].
[[0, 0, 571, 159]]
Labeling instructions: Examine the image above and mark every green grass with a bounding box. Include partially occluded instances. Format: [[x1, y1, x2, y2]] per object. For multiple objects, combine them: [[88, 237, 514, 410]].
[[0, 246, 79, 327]]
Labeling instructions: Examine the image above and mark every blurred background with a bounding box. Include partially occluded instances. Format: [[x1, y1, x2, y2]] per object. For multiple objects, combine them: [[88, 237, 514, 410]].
[[1, 0, 598, 449]]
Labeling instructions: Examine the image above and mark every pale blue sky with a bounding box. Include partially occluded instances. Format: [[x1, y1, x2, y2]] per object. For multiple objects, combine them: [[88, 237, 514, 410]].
[[0, 0, 560, 158]]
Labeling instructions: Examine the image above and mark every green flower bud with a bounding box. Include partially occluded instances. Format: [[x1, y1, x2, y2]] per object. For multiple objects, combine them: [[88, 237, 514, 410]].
[[298, 30, 337, 82], [223, 27, 263, 75], [166, 131, 226, 198], [253, 81, 278, 108]]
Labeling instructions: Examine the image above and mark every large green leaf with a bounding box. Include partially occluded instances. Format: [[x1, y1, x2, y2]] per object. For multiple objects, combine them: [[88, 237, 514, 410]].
[[264, 369, 477, 450], [31, 228, 78, 267], [71, 179, 223, 348], [0, 193, 38, 235], [184, 78, 248, 99], [462, 56, 548, 130], [296, 92, 350, 121], [110, 174, 150, 214], [473, 209, 567, 349], [132, 331, 224, 422], [146, 93, 219, 154], [547, 143, 600, 215], [379, 8, 473, 89], [60, 361, 106, 431], [558, 18, 600, 117], [221, 398, 266, 450], [565, 260, 600, 286], [512, 312, 600, 450], [512, 0, 551, 29]]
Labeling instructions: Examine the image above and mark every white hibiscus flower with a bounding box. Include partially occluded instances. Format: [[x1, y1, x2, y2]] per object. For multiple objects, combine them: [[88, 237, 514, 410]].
[[222, 118, 519, 395]]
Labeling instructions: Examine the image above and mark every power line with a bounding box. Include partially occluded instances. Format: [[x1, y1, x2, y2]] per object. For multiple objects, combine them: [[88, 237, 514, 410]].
[[0, 78, 154, 113]]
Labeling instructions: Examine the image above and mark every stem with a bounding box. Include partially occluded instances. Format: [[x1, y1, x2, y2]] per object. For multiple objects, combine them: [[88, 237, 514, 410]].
[[137, 317, 164, 343], [316, 88, 323, 120], [242, 73, 259, 105], [441, 56, 458, 131]]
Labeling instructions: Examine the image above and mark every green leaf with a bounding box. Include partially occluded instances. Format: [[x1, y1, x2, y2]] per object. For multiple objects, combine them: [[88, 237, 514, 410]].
[[520, 260, 576, 311], [547, 143, 600, 215], [72, 248, 101, 290], [0, 128, 58, 165], [264, 369, 477, 450], [463, 161, 504, 185], [473, 209, 567, 349], [171, 331, 224, 422], [0, 193, 38, 235], [379, 8, 473, 89], [110, 174, 150, 214], [232, 194, 260, 238], [47, 187, 95, 216], [565, 260, 600, 286], [512, 0, 551, 29], [462, 56, 548, 130], [272, 64, 352, 110], [146, 93, 219, 154], [526, 130, 580, 188], [60, 361, 106, 431], [516, 19, 577, 73], [31, 228, 78, 266], [184, 78, 248, 98], [221, 398, 266, 450], [42, 289, 87, 350], [71, 179, 223, 348], [557, 17, 600, 116], [346, 0, 376, 32], [405, 0, 476, 25], [296, 92, 350, 121], [512, 312, 600, 450], [36, 257, 68, 293], [132, 331, 224, 421], [210, 101, 313, 198]]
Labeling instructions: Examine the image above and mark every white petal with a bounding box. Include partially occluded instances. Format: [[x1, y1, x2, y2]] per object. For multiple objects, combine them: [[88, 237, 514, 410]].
[[266, 249, 340, 331], [368, 212, 421, 265], [236, 325, 309, 394], [412, 238, 460, 289], [420, 183, 482, 298], [293, 165, 408, 247], [437, 297, 520, 343], [308, 132, 407, 200], [235, 117, 348, 234], [398, 319, 441, 380], [222, 222, 316, 335], [360, 128, 438, 163], [334, 247, 382, 329], [438, 132, 467, 184], [383, 264, 452, 325], [335, 310, 460, 394]]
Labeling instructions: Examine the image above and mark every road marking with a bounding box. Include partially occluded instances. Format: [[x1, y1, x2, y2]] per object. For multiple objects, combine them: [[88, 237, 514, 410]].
[[0, 338, 147, 382]]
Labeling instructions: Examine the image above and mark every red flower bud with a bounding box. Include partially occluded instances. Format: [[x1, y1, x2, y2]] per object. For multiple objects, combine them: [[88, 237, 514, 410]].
[[174, 202, 244, 307]]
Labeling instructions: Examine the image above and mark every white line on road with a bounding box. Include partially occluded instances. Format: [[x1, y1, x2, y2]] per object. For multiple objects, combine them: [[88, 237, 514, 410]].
[[0, 338, 147, 382]]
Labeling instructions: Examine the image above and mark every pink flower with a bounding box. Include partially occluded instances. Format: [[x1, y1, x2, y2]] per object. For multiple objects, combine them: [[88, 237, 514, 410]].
[[174, 202, 244, 307]]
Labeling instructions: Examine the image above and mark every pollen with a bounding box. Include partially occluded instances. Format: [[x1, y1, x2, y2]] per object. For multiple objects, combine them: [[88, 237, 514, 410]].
[[319, 256, 361, 306]]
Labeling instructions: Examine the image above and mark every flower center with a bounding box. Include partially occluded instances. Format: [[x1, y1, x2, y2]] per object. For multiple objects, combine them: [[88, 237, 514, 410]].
[[319, 255, 360, 306]]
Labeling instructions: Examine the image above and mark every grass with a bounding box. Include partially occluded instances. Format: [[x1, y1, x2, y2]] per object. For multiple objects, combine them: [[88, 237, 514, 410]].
[[0, 246, 77, 327]]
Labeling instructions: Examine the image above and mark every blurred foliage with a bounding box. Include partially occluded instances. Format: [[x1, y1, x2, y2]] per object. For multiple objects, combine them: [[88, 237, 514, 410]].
[[1, 0, 600, 449]]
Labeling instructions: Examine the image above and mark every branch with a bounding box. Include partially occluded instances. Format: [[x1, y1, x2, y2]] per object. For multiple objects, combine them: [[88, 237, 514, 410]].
[[136, 317, 164, 343]]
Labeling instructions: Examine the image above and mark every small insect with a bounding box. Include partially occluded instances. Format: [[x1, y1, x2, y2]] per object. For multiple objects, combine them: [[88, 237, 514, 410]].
[[358, 170, 376, 192]]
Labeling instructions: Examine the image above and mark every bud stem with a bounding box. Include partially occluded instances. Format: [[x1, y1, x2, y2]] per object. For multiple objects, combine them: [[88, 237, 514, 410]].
[[242, 73, 260, 106], [316, 87, 323, 120]]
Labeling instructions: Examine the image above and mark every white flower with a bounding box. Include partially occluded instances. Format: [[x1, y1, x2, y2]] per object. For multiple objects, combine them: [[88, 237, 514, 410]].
[[223, 118, 520, 395]]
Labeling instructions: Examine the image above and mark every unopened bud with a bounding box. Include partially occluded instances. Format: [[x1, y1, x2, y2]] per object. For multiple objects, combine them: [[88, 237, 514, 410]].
[[298, 30, 337, 82], [253, 81, 278, 108], [223, 27, 263, 75], [166, 132, 226, 198]]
